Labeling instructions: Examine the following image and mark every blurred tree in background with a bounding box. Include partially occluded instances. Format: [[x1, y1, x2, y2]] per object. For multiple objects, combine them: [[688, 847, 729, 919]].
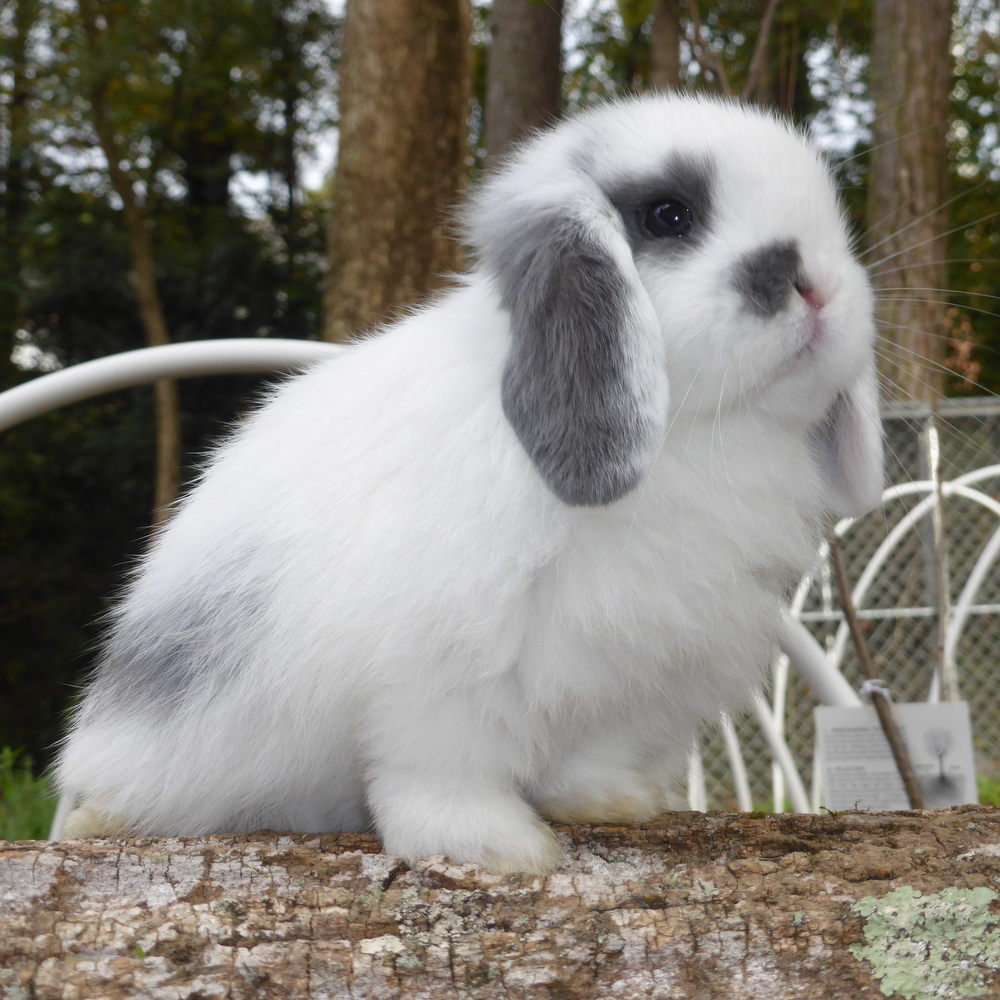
[[0, 0, 337, 763], [483, 0, 563, 162], [1, 0, 999, 769], [867, 0, 953, 406], [322, 0, 471, 343]]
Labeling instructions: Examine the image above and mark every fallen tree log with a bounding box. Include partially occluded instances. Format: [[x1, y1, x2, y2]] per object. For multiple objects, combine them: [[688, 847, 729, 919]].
[[3, 807, 1000, 999]]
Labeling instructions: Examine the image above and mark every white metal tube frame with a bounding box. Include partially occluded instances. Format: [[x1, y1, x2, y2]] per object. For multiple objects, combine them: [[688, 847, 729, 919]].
[[825, 472, 1000, 674], [0, 339, 342, 433], [769, 469, 1000, 808]]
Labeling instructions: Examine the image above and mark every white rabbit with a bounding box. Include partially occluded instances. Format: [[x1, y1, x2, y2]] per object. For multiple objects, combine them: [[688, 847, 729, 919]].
[[56, 93, 883, 873]]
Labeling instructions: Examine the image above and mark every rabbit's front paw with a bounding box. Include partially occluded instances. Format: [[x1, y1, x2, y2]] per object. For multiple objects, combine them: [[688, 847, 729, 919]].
[[373, 786, 563, 875], [479, 817, 562, 875]]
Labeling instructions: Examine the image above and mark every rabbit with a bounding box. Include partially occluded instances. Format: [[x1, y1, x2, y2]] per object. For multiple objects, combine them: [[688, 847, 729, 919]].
[[55, 92, 883, 873]]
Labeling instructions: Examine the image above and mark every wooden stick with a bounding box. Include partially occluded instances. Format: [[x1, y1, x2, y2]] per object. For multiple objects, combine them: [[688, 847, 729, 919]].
[[828, 526, 926, 809]]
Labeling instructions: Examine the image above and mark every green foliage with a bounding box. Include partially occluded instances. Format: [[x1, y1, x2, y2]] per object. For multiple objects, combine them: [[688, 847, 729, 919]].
[[0, 747, 56, 841], [946, 175, 1000, 396], [977, 774, 1000, 806], [0, 393, 157, 761], [0, 0, 336, 763], [565, 0, 873, 113], [945, 0, 1000, 396], [564, 1, 651, 103]]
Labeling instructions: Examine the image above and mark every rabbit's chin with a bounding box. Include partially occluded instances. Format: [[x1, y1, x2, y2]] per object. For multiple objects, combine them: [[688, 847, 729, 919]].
[[784, 334, 877, 427]]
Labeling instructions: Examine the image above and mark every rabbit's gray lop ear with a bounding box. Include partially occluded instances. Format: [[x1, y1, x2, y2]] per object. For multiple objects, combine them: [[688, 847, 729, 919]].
[[809, 366, 884, 518], [472, 174, 668, 507]]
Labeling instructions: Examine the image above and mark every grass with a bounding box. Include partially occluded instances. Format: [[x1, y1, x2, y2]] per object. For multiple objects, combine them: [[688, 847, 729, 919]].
[[0, 746, 57, 841], [978, 774, 1000, 807]]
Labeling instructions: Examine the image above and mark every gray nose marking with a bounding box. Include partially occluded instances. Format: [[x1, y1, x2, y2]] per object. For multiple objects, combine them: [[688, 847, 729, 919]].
[[732, 239, 803, 318]]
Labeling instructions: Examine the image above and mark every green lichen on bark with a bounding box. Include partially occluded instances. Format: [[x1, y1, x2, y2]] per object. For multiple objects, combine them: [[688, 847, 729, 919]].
[[851, 885, 1000, 999]]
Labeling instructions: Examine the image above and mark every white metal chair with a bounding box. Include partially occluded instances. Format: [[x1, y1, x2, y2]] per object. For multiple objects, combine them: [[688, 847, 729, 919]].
[[759, 468, 1000, 813]]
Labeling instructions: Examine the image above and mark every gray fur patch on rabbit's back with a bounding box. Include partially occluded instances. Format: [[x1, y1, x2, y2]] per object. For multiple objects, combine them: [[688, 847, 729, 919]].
[[81, 567, 267, 721]]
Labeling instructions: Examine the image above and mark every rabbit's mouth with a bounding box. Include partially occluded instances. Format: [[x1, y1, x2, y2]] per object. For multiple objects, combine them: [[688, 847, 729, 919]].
[[791, 282, 827, 361], [795, 282, 824, 311], [794, 312, 826, 361]]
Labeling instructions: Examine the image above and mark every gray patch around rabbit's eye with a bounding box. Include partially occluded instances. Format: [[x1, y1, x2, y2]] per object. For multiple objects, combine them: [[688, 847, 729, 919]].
[[732, 239, 804, 317], [608, 154, 717, 253], [497, 217, 649, 507]]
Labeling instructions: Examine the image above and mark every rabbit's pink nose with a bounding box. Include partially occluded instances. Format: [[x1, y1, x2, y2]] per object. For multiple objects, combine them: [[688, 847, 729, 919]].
[[796, 283, 825, 310]]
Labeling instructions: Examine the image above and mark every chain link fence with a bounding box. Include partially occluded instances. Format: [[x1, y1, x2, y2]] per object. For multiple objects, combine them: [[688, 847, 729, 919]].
[[700, 397, 1000, 810]]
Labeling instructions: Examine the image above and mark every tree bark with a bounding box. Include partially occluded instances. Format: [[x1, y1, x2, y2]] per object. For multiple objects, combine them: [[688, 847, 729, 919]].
[[484, 0, 563, 162], [78, 0, 182, 523], [649, 0, 682, 91], [322, 0, 472, 344], [4, 807, 1000, 998], [867, 0, 953, 406]]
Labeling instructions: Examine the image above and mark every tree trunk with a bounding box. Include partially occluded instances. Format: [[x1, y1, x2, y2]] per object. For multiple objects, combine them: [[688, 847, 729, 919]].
[[867, 0, 953, 406], [650, 0, 682, 91], [78, 0, 182, 523], [738, 0, 789, 110], [3, 808, 1000, 998], [322, 0, 472, 344], [484, 0, 563, 162]]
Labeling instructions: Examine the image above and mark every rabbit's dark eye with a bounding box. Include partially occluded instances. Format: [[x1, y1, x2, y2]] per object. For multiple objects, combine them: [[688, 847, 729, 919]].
[[645, 201, 693, 238]]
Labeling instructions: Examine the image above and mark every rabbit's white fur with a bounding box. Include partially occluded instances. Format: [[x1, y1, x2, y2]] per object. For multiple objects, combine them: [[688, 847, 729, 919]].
[[57, 94, 882, 872]]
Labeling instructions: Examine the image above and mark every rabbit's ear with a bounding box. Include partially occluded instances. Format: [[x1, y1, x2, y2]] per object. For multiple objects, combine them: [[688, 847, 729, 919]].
[[481, 192, 667, 507], [809, 366, 884, 517]]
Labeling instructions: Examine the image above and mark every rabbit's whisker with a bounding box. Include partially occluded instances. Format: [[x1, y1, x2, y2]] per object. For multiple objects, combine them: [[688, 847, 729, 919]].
[[866, 207, 1000, 272]]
